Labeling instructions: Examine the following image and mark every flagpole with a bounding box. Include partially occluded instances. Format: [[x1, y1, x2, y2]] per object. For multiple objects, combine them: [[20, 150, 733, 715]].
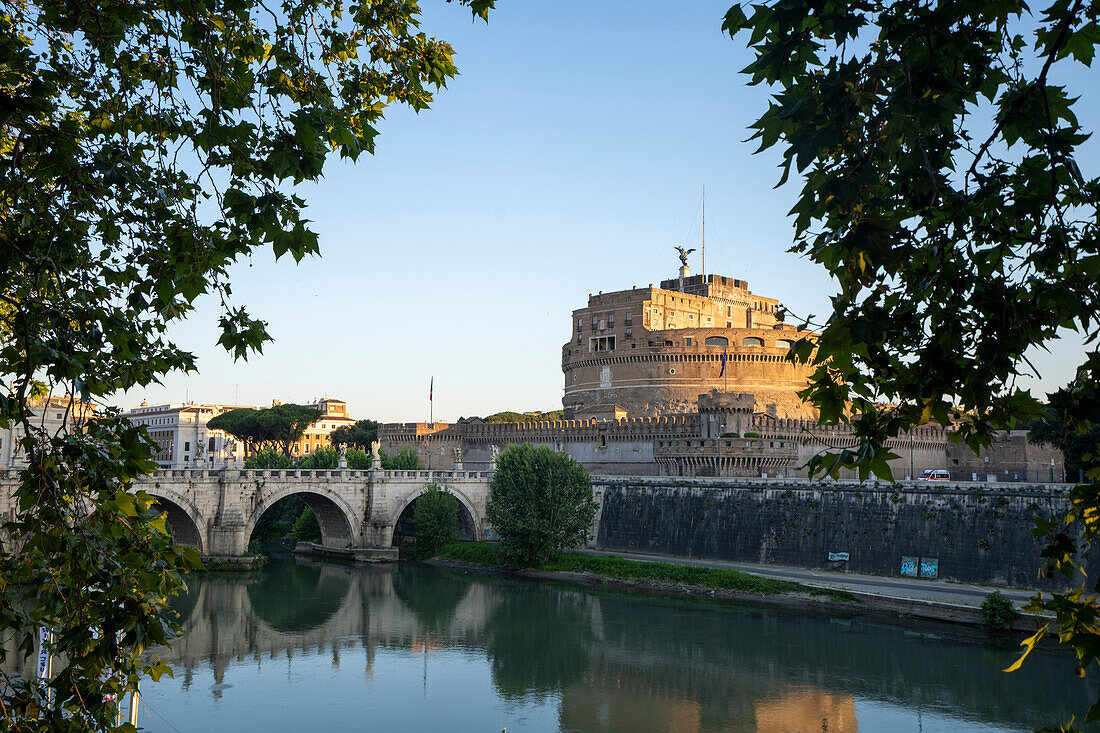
[[428, 377, 433, 471]]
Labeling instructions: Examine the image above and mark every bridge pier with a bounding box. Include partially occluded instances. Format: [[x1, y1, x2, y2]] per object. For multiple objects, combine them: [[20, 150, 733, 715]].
[[1, 467, 495, 561]]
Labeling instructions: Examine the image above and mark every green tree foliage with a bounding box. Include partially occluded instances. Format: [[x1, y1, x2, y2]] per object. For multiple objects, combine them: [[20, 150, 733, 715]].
[[725, 1, 1098, 726], [346, 448, 373, 470], [297, 446, 339, 470], [329, 419, 380, 450], [244, 447, 294, 470], [486, 444, 597, 568], [288, 507, 323, 545], [981, 591, 1020, 633], [413, 485, 460, 559], [724, 0, 1098, 479], [208, 404, 321, 458], [0, 0, 492, 726], [250, 495, 313, 546], [1029, 383, 1100, 482], [380, 448, 423, 470], [482, 410, 565, 423]]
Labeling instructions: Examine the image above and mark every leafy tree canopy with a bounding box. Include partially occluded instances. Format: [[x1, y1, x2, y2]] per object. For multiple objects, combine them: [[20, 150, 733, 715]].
[[486, 444, 596, 568], [0, 0, 492, 725], [380, 448, 423, 470], [208, 403, 321, 456], [482, 410, 565, 423], [724, 0, 1098, 478], [725, 0, 1098, 726], [412, 484, 460, 559], [330, 419, 380, 450]]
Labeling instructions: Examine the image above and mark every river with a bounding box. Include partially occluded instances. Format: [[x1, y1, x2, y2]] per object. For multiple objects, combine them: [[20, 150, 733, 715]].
[[131, 555, 1096, 732]]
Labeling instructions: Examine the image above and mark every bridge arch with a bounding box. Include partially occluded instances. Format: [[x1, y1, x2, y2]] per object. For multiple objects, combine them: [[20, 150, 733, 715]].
[[392, 484, 482, 545], [146, 488, 207, 554], [245, 485, 359, 549]]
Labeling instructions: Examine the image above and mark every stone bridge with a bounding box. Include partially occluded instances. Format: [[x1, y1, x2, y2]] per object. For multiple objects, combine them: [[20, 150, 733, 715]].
[[0, 467, 494, 558], [142, 467, 494, 557]]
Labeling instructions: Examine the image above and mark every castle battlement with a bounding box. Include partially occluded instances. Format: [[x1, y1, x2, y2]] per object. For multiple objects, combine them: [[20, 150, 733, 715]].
[[562, 273, 818, 420]]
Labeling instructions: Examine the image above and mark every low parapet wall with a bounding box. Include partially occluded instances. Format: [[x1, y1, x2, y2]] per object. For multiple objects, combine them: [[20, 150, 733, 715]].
[[592, 477, 1083, 590]]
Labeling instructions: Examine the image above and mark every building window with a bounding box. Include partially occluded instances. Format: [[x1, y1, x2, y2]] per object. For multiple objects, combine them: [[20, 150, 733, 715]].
[[184, 441, 190, 451], [743, 337, 764, 347], [669, 368, 676, 374], [591, 316, 598, 327], [685, 337, 693, 346], [705, 336, 729, 347], [209, 437, 216, 452], [775, 339, 794, 350], [625, 327, 632, 337], [576, 334, 581, 345], [625, 312, 633, 324]]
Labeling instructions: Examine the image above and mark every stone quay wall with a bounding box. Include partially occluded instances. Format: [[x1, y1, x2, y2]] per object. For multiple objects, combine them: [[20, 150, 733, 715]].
[[592, 477, 1084, 590]]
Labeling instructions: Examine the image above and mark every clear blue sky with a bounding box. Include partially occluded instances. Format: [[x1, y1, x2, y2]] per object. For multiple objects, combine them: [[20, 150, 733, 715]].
[[120, 0, 1094, 422]]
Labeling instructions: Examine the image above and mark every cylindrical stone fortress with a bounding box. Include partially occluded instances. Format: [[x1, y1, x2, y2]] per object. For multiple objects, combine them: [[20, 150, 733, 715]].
[[562, 273, 817, 419]]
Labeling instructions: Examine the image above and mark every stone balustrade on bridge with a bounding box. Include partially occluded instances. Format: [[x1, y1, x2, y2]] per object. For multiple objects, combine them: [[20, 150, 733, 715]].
[[0, 467, 494, 560]]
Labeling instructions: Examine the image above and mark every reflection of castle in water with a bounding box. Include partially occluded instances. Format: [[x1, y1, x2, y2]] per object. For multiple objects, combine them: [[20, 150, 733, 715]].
[[146, 560, 1090, 731]]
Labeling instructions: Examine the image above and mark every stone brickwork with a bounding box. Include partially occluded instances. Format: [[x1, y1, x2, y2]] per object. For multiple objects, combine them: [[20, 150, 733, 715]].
[[562, 273, 817, 419], [592, 477, 1084, 589], [379, 405, 955, 481], [0, 467, 492, 559]]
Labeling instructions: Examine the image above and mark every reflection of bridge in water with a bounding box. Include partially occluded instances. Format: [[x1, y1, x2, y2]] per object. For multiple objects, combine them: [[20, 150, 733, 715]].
[[155, 560, 1093, 731]]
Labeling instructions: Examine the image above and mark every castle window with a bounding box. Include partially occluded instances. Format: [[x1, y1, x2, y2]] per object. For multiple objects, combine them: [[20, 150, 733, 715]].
[[726, 321, 732, 328], [578, 318, 582, 331], [743, 337, 764, 347], [625, 312, 632, 324], [775, 339, 794, 350], [665, 340, 673, 347], [685, 337, 693, 346], [705, 336, 729, 347]]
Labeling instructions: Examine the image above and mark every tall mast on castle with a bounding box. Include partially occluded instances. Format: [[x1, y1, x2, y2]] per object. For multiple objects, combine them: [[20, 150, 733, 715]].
[[701, 185, 705, 279]]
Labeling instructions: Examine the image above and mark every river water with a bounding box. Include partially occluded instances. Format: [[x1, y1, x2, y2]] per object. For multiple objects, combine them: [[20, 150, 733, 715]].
[[133, 555, 1096, 732]]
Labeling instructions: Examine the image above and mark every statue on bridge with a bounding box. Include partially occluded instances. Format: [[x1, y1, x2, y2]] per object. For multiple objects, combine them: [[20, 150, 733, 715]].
[[490, 444, 500, 471], [338, 444, 348, 469], [370, 440, 381, 470]]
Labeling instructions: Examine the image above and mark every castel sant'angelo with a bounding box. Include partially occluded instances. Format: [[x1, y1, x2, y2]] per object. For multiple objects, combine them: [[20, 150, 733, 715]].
[[379, 258, 1065, 482], [562, 265, 816, 421]]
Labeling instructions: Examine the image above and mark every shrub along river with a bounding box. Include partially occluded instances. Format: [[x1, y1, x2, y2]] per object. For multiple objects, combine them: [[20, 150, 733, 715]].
[[134, 555, 1097, 732]]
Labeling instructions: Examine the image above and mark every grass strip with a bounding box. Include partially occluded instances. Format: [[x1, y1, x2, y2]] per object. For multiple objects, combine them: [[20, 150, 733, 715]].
[[434, 542, 854, 602]]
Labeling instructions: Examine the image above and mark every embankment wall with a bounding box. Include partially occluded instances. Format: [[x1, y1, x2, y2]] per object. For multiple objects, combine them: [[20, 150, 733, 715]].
[[593, 478, 1084, 590]]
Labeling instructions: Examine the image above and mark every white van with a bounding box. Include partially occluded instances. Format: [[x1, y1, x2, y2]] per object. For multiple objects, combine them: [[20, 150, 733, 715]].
[[918, 469, 950, 481]]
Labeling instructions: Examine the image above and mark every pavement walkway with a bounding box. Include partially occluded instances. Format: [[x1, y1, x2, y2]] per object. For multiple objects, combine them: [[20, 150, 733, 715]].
[[576, 548, 1038, 608]]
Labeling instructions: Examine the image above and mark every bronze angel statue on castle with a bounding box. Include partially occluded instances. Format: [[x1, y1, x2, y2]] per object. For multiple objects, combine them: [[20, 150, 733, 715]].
[[674, 245, 695, 268]]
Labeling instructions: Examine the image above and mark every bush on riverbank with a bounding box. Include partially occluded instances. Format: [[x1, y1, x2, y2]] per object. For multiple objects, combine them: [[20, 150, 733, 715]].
[[981, 591, 1019, 632], [434, 542, 853, 601]]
